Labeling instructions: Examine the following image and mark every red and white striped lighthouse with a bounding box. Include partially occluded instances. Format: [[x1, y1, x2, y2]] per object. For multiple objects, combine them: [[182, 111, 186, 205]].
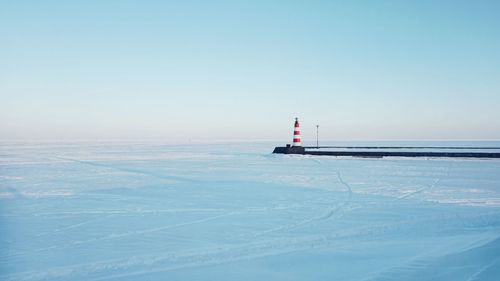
[[293, 117, 301, 146]]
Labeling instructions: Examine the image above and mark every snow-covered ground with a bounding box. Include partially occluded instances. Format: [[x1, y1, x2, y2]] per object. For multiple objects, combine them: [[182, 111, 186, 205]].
[[1, 142, 500, 280]]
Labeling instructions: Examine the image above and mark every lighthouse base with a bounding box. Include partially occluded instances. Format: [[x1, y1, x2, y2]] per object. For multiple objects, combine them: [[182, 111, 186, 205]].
[[272, 145, 305, 154]]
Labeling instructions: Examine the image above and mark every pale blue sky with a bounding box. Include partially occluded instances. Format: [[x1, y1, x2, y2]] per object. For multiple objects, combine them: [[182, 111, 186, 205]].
[[1, 0, 499, 142]]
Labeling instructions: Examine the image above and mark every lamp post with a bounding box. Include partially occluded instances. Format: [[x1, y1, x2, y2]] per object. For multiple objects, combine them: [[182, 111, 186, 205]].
[[316, 124, 319, 148]]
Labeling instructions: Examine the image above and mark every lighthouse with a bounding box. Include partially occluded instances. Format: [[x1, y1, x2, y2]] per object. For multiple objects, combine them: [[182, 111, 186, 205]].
[[293, 118, 301, 146], [271, 118, 306, 154]]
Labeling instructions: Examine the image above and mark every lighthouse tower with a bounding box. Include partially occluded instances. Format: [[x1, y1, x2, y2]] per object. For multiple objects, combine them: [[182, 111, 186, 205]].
[[293, 118, 301, 146], [271, 118, 305, 154]]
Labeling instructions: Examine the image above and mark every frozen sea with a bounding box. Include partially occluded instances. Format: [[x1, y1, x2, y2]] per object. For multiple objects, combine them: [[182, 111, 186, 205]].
[[1, 141, 500, 281]]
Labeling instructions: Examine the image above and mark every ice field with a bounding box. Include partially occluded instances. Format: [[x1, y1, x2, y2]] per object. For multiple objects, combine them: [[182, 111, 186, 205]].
[[1, 142, 500, 281]]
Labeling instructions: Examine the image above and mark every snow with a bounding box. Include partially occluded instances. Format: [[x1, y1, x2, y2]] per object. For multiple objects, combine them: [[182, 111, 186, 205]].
[[1, 142, 500, 280]]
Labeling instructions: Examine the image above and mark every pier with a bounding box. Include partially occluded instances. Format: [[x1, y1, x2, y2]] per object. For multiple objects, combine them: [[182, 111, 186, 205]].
[[272, 145, 500, 158], [273, 118, 500, 158]]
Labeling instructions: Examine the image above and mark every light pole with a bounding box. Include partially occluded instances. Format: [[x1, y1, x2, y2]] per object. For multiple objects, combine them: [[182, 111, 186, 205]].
[[316, 124, 319, 148]]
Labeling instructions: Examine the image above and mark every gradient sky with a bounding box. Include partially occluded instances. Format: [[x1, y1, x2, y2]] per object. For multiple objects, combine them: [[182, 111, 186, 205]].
[[1, 0, 499, 142]]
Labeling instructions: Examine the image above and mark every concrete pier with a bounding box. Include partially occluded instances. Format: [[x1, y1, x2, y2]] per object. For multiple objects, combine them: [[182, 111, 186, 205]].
[[272, 146, 500, 158]]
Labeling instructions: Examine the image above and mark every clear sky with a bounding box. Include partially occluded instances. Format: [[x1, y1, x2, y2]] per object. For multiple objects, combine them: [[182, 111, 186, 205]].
[[1, 0, 499, 142]]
